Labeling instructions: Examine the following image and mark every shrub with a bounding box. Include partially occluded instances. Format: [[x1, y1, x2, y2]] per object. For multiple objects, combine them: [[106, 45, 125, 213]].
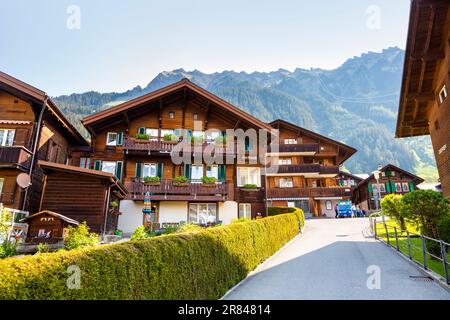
[[64, 222, 99, 250], [176, 223, 203, 233], [0, 240, 17, 259], [268, 207, 305, 229], [163, 134, 178, 142], [36, 243, 50, 254], [201, 176, 217, 184], [437, 215, 450, 244], [131, 226, 149, 240], [173, 176, 189, 184], [231, 217, 251, 224], [0, 214, 299, 299], [242, 184, 258, 189], [381, 194, 405, 230], [110, 201, 119, 208], [135, 133, 150, 140]]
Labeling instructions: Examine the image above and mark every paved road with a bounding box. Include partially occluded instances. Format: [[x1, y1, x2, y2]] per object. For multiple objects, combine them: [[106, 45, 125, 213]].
[[223, 218, 450, 300]]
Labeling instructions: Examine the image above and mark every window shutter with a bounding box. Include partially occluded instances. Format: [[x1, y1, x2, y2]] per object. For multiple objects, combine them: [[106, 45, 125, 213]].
[[219, 165, 226, 181], [94, 160, 102, 171], [138, 127, 145, 135], [245, 138, 251, 152], [386, 182, 391, 193], [391, 181, 396, 193], [117, 132, 123, 146], [115, 161, 123, 180], [409, 182, 414, 192], [368, 183, 373, 193], [135, 163, 142, 178], [157, 163, 164, 179], [184, 164, 191, 179]]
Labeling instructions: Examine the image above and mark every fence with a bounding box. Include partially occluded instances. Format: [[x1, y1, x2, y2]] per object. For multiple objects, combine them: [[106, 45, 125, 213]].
[[370, 216, 449, 285]]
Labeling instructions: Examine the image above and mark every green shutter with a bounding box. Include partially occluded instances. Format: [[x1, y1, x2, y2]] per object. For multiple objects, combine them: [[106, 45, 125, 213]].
[[368, 183, 373, 193], [117, 132, 123, 146], [135, 163, 142, 178], [94, 160, 102, 171], [157, 163, 164, 179], [184, 164, 191, 179], [391, 181, 396, 193], [138, 127, 145, 135], [386, 182, 391, 193], [245, 138, 251, 152], [409, 182, 414, 192], [115, 161, 123, 180], [219, 165, 226, 181]]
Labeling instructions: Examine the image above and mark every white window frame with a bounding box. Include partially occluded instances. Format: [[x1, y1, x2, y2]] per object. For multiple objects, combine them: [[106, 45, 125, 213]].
[[0, 178, 4, 196], [145, 128, 159, 138], [79, 157, 91, 169], [326, 200, 332, 210], [101, 161, 117, 175], [284, 138, 297, 145], [106, 132, 118, 146], [191, 164, 204, 181], [395, 182, 402, 193], [0, 129, 15, 146], [188, 203, 217, 224], [237, 167, 261, 187], [439, 85, 448, 104], [402, 182, 410, 193], [279, 177, 293, 188], [206, 165, 218, 179], [239, 203, 252, 219], [143, 163, 157, 178], [161, 129, 175, 137], [278, 158, 292, 165]]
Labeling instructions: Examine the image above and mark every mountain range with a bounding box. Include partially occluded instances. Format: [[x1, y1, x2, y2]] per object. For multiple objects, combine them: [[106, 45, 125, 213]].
[[53, 47, 438, 181]]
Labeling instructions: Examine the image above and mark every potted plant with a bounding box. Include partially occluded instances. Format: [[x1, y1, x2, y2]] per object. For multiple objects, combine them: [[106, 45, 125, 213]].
[[144, 176, 160, 186], [214, 136, 226, 146], [191, 136, 204, 144], [173, 175, 189, 187], [163, 134, 179, 144], [134, 133, 150, 142], [201, 176, 217, 187], [109, 201, 120, 214], [242, 184, 259, 192]]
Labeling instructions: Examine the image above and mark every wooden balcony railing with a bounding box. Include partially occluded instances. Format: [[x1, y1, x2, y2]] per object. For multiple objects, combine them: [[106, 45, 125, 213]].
[[0, 146, 32, 168], [126, 179, 230, 201], [267, 187, 352, 199], [272, 164, 339, 175], [267, 143, 319, 154], [0, 192, 16, 205]]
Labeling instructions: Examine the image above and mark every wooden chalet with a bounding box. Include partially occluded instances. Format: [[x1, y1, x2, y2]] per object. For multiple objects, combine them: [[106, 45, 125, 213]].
[[0, 71, 89, 212], [38, 161, 128, 234], [396, 0, 450, 198], [266, 119, 357, 217], [353, 164, 424, 211]]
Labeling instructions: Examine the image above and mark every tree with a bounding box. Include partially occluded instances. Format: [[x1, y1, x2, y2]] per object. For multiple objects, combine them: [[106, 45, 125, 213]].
[[64, 222, 99, 250], [381, 194, 405, 230]]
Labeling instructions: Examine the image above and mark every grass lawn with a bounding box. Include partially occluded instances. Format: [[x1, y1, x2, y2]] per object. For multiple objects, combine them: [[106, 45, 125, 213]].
[[375, 220, 450, 280]]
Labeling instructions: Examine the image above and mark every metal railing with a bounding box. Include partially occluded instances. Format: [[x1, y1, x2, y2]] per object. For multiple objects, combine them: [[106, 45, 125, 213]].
[[371, 217, 450, 285]]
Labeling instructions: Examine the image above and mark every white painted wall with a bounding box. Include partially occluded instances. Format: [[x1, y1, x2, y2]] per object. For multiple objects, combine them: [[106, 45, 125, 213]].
[[159, 201, 188, 224], [118, 200, 144, 235], [219, 201, 238, 225], [320, 199, 340, 218]]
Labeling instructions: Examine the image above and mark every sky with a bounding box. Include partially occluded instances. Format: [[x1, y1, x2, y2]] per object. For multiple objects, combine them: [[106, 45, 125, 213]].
[[0, 0, 411, 96]]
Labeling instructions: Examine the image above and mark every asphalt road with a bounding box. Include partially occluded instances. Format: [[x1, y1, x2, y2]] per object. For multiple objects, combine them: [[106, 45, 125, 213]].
[[223, 218, 450, 300]]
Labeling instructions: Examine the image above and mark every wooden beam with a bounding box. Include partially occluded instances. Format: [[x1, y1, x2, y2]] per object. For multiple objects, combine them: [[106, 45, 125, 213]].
[[406, 92, 435, 102], [411, 49, 445, 62]]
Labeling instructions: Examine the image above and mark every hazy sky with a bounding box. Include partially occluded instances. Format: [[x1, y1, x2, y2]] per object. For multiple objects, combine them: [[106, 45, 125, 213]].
[[0, 0, 411, 95]]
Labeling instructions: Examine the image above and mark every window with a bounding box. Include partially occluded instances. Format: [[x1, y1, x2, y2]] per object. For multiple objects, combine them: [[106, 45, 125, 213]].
[[206, 165, 218, 179], [278, 158, 292, 165], [239, 204, 252, 219], [193, 113, 199, 120], [0, 178, 4, 196], [395, 182, 402, 193], [0, 129, 15, 146], [402, 182, 410, 193], [101, 161, 117, 175], [145, 128, 159, 138], [279, 178, 293, 188], [168, 112, 175, 119], [79, 157, 91, 169], [284, 138, 297, 145], [439, 85, 448, 104], [326, 201, 332, 210], [106, 132, 118, 146], [373, 184, 386, 193], [435, 120, 440, 131], [237, 167, 261, 187], [191, 164, 203, 181], [143, 163, 157, 178], [161, 129, 175, 137], [206, 131, 221, 143], [188, 203, 217, 224], [193, 131, 204, 139]]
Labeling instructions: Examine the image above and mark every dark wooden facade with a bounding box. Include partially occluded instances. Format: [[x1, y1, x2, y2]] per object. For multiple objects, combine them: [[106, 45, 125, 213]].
[[39, 161, 128, 234], [353, 164, 424, 211], [396, 0, 450, 198]]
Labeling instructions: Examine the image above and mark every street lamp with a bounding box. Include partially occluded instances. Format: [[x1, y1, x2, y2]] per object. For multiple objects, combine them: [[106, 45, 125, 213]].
[[373, 164, 384, 222]]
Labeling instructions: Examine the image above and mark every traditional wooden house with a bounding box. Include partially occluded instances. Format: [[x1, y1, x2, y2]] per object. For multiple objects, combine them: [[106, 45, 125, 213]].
[[396, 0, 450, 199], [0, 71, 89, 212], [352, 164, 424, 211], [21, 210, 79, 244], [265, 119, 357, 217], [38, 161, 128, 235]]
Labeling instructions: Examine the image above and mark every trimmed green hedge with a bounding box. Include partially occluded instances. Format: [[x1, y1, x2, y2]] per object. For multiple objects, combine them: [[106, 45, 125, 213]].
[[268, 207, 305, 229], [0, 213, 298, 300]]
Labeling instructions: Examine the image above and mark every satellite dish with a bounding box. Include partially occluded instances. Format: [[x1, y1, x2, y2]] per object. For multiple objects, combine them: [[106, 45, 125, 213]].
[[16, 173, 31, 189]]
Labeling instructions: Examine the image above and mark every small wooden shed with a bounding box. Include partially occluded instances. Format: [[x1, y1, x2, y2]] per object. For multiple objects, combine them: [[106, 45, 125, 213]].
[[21, 210, 79, 243]]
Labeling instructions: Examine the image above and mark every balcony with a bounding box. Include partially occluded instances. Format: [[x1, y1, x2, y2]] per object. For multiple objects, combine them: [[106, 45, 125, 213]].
[[0, 192, 16, 205], [126, 179, 230, 201], [266, 164, 339, 177], [267, 143, 318, 156], [0, 146, 32, 170], [267, 187, 352, 199]]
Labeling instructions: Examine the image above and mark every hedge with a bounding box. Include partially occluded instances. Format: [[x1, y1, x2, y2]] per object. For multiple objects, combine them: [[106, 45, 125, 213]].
[[268, 207, 305, 229], [0, 213, 299, 300]]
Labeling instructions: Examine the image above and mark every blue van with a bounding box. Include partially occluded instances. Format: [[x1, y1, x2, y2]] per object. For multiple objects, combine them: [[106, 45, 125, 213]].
[[337, 200, 353, 218]]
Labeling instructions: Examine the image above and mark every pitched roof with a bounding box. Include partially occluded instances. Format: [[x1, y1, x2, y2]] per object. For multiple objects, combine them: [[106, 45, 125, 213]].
[[0, 71, 89, 146], [82, 78, 274, 131], [38, 160, 128, 196], [355, 163, 424, 188], [21, 210, 80, 225]]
